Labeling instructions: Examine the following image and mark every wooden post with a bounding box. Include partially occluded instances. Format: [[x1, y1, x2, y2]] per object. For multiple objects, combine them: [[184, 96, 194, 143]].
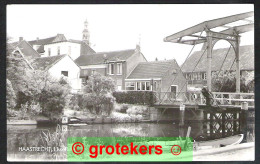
[[235, 36, 241, 93], [210, 112, 213, 139], [241, 102, 248, 142], [206, 31, 213, 91], [179, 104, 185, 127], [233, 111, 237, 134], [222, 111, 225, 138], [203, 111, 207, 136]]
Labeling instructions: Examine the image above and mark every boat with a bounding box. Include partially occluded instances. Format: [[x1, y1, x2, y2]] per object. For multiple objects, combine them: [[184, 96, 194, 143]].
[[147, 134, 243, 149], [68, 117, 87, 125], [68, 123, 88, 126], [195, 134, 244, 148]]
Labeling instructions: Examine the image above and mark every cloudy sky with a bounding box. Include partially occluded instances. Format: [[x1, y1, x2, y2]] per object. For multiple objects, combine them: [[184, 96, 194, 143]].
[[7, 4, 254, 64]]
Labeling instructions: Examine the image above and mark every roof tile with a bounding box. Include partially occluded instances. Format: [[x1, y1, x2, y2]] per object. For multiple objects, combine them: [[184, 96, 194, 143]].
[[75, 49, 136, 66], [181, 45, 254, 72], [127, 60, 179, 79], [31, 55, 66, 70]]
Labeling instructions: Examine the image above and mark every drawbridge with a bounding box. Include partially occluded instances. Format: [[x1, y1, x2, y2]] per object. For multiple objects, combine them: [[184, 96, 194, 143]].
[[155, 11, 254, 109]]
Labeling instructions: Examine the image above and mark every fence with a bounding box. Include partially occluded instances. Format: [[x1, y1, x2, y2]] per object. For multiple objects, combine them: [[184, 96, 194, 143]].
[[154, 91, 254, 107]]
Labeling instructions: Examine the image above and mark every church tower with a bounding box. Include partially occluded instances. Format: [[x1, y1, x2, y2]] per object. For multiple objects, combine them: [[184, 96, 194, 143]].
[[82, 19, 90, 45]]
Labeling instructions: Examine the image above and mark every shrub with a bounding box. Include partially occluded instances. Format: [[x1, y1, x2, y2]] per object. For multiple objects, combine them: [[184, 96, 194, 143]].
[[114, 103, 128, 113], [82, 73, 116, 116], [212, 70, 254, 92], [111, 112, 131, 122], [126, 105, 147, 115], [69, 93, 83, 110], [113, 91, 155, 106], [39, 83, 70, 120]]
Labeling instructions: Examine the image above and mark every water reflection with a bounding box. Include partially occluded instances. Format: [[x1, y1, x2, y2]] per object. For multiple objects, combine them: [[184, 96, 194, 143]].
[[7, 122, 254, 161]]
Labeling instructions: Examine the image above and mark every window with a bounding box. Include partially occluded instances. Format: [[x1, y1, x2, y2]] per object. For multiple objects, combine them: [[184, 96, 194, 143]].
[[194, 73, 197, 80], [91, 70, 96, 75], [61, 71, 68, 77], [146, 82, 151, 91], [117, 63, 122, 75], [48, 48, 51, 56], [126, 82, 135, 90], [141, 82, 146, 90], [136, 82, 141, 90], [197, 73, 202, 80], [117, 86, 122, 91], [109, 63, 114, 75], [57, 46, 60, 55], [188, 74, 192, 80], [203, 72, 207, 80], [185, 74, 189, 80], [171, 85, 178, 98]]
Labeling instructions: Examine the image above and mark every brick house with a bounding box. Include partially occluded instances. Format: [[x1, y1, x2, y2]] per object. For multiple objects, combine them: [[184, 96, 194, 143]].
[[125, 59, 187, 95], [75, 45, 147, 90], [181, 45, 254, 90]]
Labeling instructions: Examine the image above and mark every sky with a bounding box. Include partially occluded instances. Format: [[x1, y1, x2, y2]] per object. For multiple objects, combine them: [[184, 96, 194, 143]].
[[7, 4, 254, 64]]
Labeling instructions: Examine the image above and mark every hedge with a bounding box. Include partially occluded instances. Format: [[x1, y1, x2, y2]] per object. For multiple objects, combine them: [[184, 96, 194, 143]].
[[113, 91, 156, 106]]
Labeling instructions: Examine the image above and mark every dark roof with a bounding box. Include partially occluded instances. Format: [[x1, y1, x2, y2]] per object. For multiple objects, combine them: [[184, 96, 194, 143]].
[[28, 36, 57, 53], [181, 45, 254, 73], [80, 42, 96, 56], [75, 49, 136, 66], [16, 40, 40, 58], [127, 59, 179, 79], [31, 55, 66, 70]]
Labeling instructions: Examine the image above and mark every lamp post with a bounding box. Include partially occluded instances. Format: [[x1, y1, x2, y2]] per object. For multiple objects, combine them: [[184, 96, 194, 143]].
[[179, 103, 185, 127]]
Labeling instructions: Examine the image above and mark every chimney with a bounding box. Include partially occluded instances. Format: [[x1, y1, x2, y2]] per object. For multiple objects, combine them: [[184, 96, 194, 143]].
[[19, 37, 23, 42], [135, 44, 140, 52]]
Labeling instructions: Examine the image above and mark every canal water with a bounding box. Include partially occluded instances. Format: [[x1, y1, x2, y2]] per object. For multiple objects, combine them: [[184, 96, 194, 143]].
[[7, 122, 254, 161]]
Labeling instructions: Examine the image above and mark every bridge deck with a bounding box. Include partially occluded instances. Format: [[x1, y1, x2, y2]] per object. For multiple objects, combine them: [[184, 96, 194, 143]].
[[153, 103, 254, 110]]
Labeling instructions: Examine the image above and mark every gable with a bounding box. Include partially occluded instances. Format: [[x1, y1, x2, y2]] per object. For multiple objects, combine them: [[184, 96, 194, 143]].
[[16, 40, 40, 58]]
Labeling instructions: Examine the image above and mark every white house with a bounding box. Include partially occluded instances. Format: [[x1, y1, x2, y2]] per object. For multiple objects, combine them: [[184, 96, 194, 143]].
[[43, 40, 82, 60], [31, 54, 82, 92]]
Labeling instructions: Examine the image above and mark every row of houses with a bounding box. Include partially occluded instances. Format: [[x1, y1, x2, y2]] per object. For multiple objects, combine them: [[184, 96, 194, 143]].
[[9, 33, 254, 95]]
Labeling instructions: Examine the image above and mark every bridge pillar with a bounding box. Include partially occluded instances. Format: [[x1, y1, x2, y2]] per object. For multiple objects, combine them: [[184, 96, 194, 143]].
[[235, 36, 241, 93], [205, 30, 241, 92], [149, 107, 158, 122], [241, 102, 248, 142], [206, 31, 213, 91]]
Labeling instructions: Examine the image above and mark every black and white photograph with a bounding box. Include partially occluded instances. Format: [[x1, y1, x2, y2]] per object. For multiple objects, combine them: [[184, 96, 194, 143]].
[[6, 4, 254, 161]]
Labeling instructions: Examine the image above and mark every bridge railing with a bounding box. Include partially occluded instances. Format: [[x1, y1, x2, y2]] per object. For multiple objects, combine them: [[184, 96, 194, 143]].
[[154, 91, 254, 107]]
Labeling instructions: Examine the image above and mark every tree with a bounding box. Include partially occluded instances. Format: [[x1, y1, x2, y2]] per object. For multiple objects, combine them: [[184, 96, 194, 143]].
[[212, 71, 254, 93], [7, 79, 16, 109], [6, 36, 71, 121], [82, 73, 116, 116]]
